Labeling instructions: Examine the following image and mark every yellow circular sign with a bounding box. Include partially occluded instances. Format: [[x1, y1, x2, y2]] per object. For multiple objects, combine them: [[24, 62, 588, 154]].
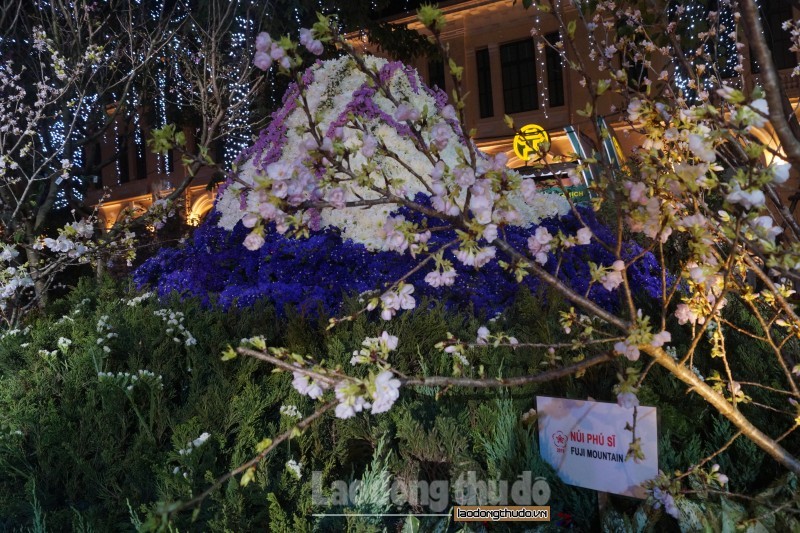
[[513, 124, 550, 161]]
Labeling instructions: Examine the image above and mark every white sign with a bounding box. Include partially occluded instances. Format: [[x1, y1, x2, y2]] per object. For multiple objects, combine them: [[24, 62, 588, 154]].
[[536, 396, 658, 498]]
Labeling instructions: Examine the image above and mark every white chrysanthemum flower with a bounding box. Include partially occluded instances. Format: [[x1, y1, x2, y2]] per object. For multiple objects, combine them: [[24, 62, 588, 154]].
[[192, 432, 210, 447], [56, 337, 72, 353]]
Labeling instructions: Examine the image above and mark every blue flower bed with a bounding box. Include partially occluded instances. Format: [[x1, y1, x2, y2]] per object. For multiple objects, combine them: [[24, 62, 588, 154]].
[[134, 196, 666, 316]]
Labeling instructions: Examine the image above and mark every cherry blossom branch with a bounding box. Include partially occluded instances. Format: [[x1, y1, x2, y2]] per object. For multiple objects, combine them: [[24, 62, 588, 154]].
[[176, 400, 336, 513], [401, 351, 615, 388], [740, 0, 800, 168], [641, 344, 800, 475], [492, 238, 629, 331], [237, 347, 337, 385]]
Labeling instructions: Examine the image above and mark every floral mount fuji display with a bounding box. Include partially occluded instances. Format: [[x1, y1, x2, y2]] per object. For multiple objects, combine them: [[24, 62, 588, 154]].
[[217, 54, 570, 248], [137, 53, 664, 316]]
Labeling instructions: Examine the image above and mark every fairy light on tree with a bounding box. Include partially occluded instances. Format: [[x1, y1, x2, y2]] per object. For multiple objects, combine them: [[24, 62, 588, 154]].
[[717, 1, 739, 78], [535, 10, 549, 120], [672, 0, 739, 101], [151, 0, 168, 174], [225, 7, 256, 166]]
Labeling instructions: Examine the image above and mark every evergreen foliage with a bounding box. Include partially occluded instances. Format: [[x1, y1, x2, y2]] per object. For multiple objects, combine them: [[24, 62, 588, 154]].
[[0, 279, 796, 531]]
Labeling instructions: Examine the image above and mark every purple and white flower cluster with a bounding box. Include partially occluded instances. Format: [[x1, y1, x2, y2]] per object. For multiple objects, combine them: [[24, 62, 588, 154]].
[[217, 50, 569, 314]]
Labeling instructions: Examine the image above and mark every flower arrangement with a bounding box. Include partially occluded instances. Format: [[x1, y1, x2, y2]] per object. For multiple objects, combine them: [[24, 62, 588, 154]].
[[217, 54, 570, 251], [139, 47, 664, 317], [135, 200, 665, 317], [136, 23, 673, 433]]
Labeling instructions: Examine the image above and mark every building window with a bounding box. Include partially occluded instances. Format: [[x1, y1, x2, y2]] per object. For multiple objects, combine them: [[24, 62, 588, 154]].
[[500, 39, 538, 114], [428, 57, 446, 91], [134, 128, 147, 179], [763, 0, 797, 70], [475, 48, 494, 118], [751, 0, 797, 72], [93, 142, 103, 189], [545, 32, 564, 107], [116, 134, 129, 184]]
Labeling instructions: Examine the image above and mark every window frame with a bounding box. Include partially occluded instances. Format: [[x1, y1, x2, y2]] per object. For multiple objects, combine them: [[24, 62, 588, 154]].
[[500, 38, 538, 114], [475, 47, 494, 118]]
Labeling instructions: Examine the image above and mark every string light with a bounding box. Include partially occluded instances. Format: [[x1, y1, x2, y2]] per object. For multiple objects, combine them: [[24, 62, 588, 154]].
[[133, 88, 144, 176], [149, 0, 168, 173], [534, 11, 549, 119], [225, 4, 256, 166], [672, 0, 739, 101], [113, 106, 121, 187]]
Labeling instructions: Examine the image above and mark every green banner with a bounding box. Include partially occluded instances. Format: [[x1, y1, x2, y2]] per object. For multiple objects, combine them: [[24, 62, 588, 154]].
[[542, 184, 591, 204]]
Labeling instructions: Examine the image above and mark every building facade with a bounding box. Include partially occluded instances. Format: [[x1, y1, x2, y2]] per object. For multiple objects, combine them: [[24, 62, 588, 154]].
[[381, 0, 799, 186], [86, 119, 220, 229], [90, 0, 800, 224]]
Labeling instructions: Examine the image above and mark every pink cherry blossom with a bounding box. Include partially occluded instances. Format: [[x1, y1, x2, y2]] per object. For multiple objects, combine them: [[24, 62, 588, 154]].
[[292, 371, 328, 399], [424, 269, 456, 287], [651, 330, 671, 347], [614, 340, 640, 361], [327, 187, 346, 209], [675, 303, 698, 325], [617, 391, 639, 409], [370, 371, 401, 414], [527, 227, 552, 265], [255, 32, 272, 52], [243, 231, 265, 251], [253, 52, 273, 70], [576, 227, 592, 245], [241, 213, 259, 228]]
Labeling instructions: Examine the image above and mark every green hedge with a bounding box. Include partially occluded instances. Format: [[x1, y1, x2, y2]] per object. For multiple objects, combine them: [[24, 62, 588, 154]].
[[0, 278, 797, 531]]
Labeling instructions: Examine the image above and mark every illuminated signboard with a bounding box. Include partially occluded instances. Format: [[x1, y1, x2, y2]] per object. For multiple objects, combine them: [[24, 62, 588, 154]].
[[513, 124, 550, 160]]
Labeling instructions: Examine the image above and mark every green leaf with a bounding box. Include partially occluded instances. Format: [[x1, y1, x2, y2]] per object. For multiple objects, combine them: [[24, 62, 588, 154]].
[[567, 19, 577, 39], [401, 516, 420, 533], [221, 345, 237, 361], [255, 438, 273, 453], [448, 58, 463, 81], [240, 466, 256, 487], [417, 4, 445, 32], [576, 102, 593, 117], [248, 336, 267, 351]]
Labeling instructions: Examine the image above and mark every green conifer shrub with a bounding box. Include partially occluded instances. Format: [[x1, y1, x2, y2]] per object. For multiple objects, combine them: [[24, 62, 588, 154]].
[[0, 280, 797, 531]]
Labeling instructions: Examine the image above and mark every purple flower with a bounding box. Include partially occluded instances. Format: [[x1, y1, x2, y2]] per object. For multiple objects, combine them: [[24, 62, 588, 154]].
[[255, 32, 272, 52], [394, 103, 420, 122], [253, 51, 272, 71]]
